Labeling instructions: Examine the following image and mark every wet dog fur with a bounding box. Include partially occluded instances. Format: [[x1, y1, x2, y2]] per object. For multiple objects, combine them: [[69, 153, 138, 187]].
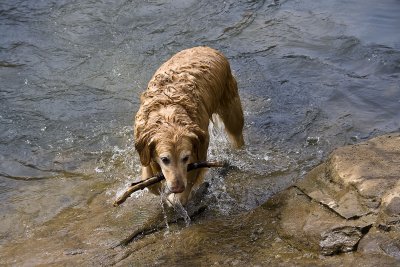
[[134, 46, 244, 205]]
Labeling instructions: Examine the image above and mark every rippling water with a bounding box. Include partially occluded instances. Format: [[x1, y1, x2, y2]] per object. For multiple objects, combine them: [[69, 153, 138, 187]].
[[1, 0, 399, 263]]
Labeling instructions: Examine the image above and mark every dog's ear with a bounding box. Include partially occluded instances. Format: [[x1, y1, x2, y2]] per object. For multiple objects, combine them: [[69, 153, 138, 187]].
[[186, 126, 207, 161], [134, 134, 154, 166]]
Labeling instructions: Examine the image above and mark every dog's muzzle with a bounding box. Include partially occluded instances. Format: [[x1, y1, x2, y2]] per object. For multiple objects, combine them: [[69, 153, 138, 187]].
[[167, 180, 185, 193]]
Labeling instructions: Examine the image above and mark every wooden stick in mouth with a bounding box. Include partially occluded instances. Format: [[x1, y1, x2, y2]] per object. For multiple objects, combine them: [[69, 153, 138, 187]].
[[113, 161, 227, 207]]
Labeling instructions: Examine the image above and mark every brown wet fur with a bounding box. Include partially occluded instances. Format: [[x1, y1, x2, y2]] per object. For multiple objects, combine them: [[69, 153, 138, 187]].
[[134, 46, 244, 205]]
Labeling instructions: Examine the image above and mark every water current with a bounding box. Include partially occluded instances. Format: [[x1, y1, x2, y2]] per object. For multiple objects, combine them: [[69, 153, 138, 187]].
[[1, 0, 399, 264]]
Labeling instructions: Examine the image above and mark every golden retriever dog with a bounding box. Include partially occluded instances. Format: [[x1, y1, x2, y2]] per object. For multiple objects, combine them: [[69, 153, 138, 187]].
[[134, 46, 244, 205]]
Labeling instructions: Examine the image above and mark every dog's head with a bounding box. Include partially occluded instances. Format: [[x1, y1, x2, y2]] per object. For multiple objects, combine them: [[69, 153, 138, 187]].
[[135, 124, 205, 193]]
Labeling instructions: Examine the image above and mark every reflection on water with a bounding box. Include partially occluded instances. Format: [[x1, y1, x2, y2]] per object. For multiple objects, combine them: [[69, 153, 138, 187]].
[[1, 0, 400, 264]]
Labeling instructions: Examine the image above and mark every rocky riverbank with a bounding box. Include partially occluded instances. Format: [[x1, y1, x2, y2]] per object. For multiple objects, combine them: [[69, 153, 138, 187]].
[[110, 133, 400, 266], [1, 133, 399, 266]]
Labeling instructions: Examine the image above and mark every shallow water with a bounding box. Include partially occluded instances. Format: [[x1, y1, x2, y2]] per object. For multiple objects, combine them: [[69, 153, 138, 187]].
[[1, 0, 400, 264]]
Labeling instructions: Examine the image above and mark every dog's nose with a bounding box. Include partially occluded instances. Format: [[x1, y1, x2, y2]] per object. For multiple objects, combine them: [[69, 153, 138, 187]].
[[169, 180, 185, 193]]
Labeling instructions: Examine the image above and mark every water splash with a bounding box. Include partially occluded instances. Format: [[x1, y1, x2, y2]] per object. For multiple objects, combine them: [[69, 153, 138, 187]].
[[171, 196, 191, 227], [206, 170, 237, 215], [159, 189, 192, 228], [159, 191, 170, 235]]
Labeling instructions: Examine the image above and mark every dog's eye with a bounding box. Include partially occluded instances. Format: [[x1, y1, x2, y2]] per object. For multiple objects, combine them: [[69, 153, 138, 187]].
[[161, 157, 170, 165], [182, 156, 189, 163]]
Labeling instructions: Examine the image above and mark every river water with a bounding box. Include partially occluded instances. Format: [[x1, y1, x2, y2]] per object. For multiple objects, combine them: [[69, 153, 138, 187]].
[[1, 0, 400, 264]]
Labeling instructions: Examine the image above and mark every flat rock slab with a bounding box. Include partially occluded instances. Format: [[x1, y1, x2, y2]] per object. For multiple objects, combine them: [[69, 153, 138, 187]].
[[292, 133, 400, 256]]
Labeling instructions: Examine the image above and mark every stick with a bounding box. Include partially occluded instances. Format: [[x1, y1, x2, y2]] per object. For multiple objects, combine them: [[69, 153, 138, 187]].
[[113, 161, 226, 207]]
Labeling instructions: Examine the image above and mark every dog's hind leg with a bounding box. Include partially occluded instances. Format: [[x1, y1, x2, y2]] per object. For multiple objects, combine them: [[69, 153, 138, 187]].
[[219, 78, 245, 148], [219, 100, 244, 148]]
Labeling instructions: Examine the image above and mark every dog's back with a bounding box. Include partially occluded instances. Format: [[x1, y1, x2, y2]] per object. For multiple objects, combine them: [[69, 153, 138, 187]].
[[139, 46, 240, 131]]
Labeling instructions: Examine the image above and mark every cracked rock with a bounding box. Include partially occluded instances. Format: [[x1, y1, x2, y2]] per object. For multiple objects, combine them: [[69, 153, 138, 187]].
[[320, 227, 363, 255], [278, 133, 400, 258]]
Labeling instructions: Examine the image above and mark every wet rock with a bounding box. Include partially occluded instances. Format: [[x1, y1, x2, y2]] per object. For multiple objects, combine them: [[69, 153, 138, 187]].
[[358, 228, 400, 260], [282, 133, 400, 257], [320, 226, 363, 255], [64, 249, 85, 256], [275, 186, 373, 255], [1, 134, 399, 266]]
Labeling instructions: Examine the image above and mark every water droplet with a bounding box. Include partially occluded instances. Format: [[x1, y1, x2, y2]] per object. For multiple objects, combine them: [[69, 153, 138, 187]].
[[95, 167, 104, 173], [306, 136, 320, 146]]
